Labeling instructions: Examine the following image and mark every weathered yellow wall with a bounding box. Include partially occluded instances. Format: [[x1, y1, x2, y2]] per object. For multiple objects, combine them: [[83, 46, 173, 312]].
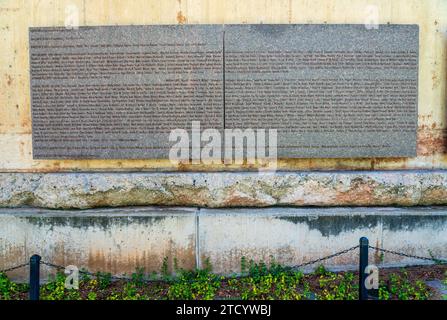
[[0, 0, 446, 172]]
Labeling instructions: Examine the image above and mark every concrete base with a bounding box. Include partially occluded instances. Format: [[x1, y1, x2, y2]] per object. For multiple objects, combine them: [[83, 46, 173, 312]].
[[1, 206, 446, 280]]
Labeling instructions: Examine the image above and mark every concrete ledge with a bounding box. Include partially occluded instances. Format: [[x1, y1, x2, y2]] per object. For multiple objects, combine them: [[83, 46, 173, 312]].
[[1, 170, 447, 209], [1, 206, 446, 279]]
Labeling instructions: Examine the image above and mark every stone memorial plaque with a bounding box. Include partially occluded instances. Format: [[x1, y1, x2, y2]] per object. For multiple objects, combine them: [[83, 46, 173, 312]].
[[225, 24, 418, 157], [29, 25, 224, 158], [29, 24, 418, 159]]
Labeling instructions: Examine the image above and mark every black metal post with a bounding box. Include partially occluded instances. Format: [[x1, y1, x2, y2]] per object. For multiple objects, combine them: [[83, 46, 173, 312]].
[[359, 237, 369, 300], [29, 254, 41, 300]]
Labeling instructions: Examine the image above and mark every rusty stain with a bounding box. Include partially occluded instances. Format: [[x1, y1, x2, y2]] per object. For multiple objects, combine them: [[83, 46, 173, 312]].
[[167, 189, 209, 207], [176, 161, 190, 172], [373, 239, 382, 264], [418, 113, 433, 121], [335, 179, 376, 205], [86, 246, 195, 274], [222, 192, 270, 207], [5, 74, 13, 86], [417, 128, 446, 156], [372, 157, 408, 168], [421, 188, 447, 205], [20, 120, 30, 128], [177, 11, 187, 24]]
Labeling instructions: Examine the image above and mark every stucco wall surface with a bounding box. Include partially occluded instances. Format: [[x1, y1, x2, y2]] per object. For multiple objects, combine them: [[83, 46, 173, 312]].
[[0, 0, 446, 172]]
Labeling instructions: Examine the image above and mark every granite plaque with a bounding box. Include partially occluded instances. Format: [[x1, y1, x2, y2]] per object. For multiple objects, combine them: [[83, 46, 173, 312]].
[[225, 24, 418, 157], [29, 25, 224, 158], [29, 24, 418, 159]]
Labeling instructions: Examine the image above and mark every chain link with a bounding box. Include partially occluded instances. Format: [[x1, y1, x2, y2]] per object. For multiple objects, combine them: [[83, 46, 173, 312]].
[[0, 262, 29, 273], [368, 246, 447, 264], [42, 261, 159, 283], [41, 261, 64, 270], [292, 245, 360, 269], [32, 244, 446, 281]]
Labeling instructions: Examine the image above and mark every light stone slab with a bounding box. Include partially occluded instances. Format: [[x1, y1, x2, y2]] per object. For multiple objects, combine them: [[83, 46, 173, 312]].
[[1, 170, 447, 209]]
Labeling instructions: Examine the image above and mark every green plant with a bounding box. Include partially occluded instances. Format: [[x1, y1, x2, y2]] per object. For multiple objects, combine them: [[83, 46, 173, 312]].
[[0, 272, 27, 300], [106, 291, 121, 300], [443, 272, 447, 300], [0, 260, 439, 301], [79, 268, 91, 282], [239, 271, 305, 300], [203, 257, 213, 273], [95, 271, 112, 290], [240, 256, 247, 274], [39, 272, 81, 300], [150, 271, 158, 280], [167, 267, 221, 300], [316, 271, 358, 300], [122, 282, 141, 300], [378, 279, 390, 300], [173, 257, 180, 274], [379, 272, 429, 300], [302, 280, 313, 300], [161, 257, 170, 279], [315, 265, 330, 276], [87, 291, 97, 300], [131, 267, 146, 287], [247, 260, 269, 281], [41, 272, 65, 300], [231, 260, 306, 300]]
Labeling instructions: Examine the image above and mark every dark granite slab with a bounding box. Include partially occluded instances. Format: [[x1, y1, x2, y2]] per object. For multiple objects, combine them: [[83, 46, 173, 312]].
[[29, 25, 224, 159], [29, 24, 418, 159], [224, 24, 418, 158]]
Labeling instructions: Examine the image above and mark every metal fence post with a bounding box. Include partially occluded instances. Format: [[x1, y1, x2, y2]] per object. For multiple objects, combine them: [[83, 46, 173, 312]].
[[359, 237, 369, 300], [29, 254, 41, 300]]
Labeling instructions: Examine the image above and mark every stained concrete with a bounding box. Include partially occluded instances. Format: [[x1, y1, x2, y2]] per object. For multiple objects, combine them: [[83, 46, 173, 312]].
[[199, 207, 447, 273], [1, 206, 446, 279], [0, 207, 197, 280]]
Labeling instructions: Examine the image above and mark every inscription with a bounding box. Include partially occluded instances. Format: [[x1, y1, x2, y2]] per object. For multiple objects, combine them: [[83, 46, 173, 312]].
[[225, 79, 416, 133], [224, 24, 418, 157], [30, 25, 223, 158], [29, 24, 419, 159]]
